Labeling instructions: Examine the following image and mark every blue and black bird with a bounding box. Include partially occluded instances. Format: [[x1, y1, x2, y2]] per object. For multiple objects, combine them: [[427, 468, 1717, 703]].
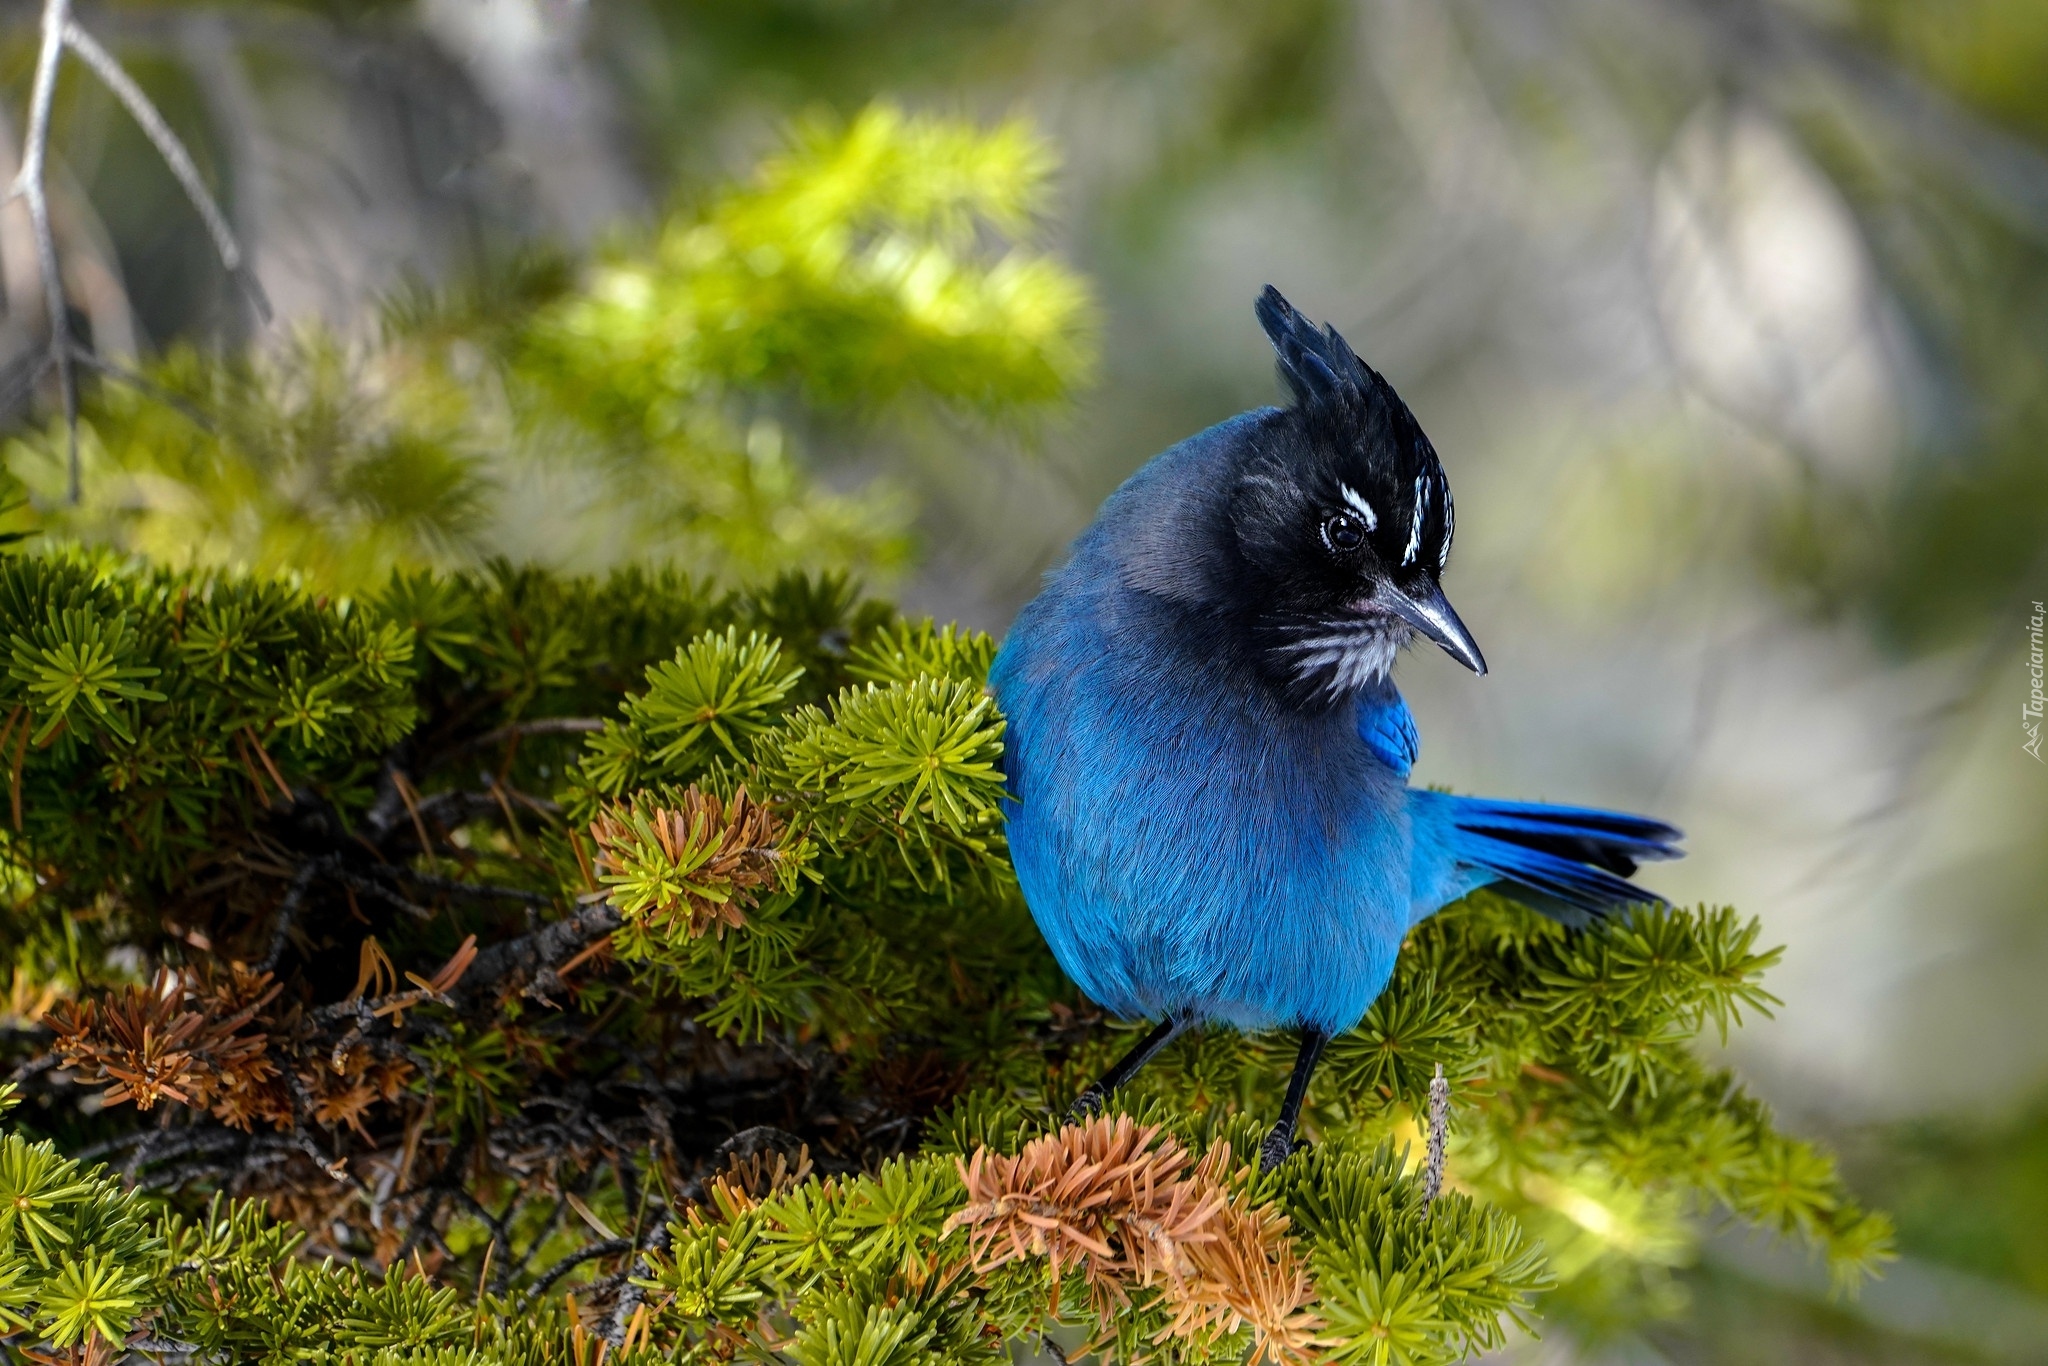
[[990, 287, 1683, 1171]]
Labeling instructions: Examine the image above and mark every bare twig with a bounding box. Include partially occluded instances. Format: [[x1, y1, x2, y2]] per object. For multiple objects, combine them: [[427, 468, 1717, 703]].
[[503, 1194, 570, 1291], [1423, 1062, 1449, 1205], [4, 1, 272, 505], [361, 753, 416, 842], [605, 1220, 670, 1345], [60, 19, 271, 322], [517, 1237, 634, 1313], [8, 0, 76, 502], [454, 1186, 514, 1266], [257, 857, 326, 972], [457, 900, 623, 1003], [436, 717, 607, 767], [64, 342, 213, 430], [389, 1138, 473, 1265], [396, 867, 553, 906], [0, 351, 53, 422], [331, 865, 434, 922], [414, 787, 563, 830]]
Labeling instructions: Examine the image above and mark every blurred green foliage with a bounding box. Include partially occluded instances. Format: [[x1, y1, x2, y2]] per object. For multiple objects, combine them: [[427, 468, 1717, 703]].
[[1853, 0, 2048, 143], [613, 0, 2048, 662], [1861, 1102, 2048, 1298], [532, 104, 1088, 416], [5, 101, 1094, 592]]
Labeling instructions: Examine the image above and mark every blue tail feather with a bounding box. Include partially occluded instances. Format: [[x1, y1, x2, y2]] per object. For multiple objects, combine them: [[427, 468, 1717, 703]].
[[1444, 796, 1683, 929]]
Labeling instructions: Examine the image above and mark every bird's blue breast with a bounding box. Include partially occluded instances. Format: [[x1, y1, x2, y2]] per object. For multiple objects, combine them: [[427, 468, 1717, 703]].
[[992, 424, 1415, 1033]]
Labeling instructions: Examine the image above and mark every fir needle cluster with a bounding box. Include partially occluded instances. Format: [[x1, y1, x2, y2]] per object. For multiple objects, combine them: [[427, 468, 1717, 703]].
[[0, 543, 1891, 1365]]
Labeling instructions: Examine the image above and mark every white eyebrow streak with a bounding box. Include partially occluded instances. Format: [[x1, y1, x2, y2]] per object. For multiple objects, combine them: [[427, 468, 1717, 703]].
[[1439, 493, 1454, 570], [1339, 483, 1378, 530], [1403, 474, 1426, 565]]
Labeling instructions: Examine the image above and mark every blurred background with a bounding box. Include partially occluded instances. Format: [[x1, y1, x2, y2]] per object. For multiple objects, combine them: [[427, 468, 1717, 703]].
[[0, 0, 2044, 1359]]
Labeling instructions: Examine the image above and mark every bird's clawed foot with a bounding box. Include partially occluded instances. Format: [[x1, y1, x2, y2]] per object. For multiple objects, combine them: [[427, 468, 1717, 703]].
[[1061, 1014, 1192, 1127], [1257, 1123, 1307, 1174], [1259, 1025, 1331, 1173], [1066, 1084, 1107, 1124]]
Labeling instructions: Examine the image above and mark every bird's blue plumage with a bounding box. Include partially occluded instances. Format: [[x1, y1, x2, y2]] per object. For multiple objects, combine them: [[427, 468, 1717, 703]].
[[1356, 684, 1419, 779], [996, 454, 1407, 1031], [992, 291, 1682, 1049]]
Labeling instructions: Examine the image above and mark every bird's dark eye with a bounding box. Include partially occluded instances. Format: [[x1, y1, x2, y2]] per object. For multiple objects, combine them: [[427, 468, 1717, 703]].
[[1321, 513, 1365, 553]]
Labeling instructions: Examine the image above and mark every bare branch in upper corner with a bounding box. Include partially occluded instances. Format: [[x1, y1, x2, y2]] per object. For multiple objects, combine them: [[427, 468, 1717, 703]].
[[2, 0, 274, 504], [60, 19, 271, 325], [7, 0, 77, 502]]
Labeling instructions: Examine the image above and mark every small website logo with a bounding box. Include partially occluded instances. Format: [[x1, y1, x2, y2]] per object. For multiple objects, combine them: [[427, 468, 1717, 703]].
[[2027, 599, 2045, 763]]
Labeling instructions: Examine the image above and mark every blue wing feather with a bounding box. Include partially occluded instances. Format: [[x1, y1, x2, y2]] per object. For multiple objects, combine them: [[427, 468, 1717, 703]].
[[1411, 791, 1684, 929], [1448, 798, 1682, 864], [1355, 685, 1419, 778]]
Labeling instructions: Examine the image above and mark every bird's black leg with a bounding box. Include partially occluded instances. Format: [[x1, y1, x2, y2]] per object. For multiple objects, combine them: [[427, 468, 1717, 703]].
[[1068, 1012, 1192, 1121], [1259, 1026, 1331, 1173]]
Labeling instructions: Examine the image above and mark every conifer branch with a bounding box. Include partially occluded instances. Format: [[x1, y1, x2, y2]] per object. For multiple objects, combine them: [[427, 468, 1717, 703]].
[[0, 555, 1888, 1361]]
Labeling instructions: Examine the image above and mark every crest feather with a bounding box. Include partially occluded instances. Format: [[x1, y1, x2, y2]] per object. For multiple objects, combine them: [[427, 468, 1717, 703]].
[[1251, 285, 1458, 583], [1255, 285, 1376, 416]]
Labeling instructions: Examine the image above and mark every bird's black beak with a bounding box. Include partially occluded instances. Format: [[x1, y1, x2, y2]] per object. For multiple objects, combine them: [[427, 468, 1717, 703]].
[[1383, 581, 1487, 674]]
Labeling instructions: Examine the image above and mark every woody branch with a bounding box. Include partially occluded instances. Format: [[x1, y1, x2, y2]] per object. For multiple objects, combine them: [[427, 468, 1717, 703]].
[[6, 0, 267, 503]]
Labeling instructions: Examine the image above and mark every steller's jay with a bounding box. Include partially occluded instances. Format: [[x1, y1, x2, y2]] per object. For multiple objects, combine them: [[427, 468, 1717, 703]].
[[990, 287, 1683, 1171]]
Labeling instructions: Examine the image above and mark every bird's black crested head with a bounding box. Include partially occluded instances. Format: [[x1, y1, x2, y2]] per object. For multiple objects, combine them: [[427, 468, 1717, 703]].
[[1225, 286, 1485, 704]]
